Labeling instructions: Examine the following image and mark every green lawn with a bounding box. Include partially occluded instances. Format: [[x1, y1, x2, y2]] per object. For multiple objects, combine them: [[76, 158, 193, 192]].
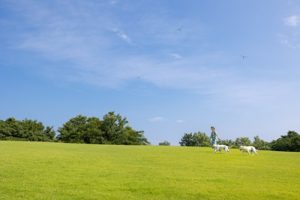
[[0, 141, 299, 200]]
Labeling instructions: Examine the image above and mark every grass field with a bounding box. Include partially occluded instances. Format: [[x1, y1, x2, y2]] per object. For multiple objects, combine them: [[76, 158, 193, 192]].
[[0, 141, 299, 200]]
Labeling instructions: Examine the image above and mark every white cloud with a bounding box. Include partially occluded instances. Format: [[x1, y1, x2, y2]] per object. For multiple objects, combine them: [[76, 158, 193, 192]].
[[169, 53, 182, 59], [278, 33, 300, 49], [4, 0, 299, 107], [5, 0, 228, 90], [109, 0, 118, 5], [176, 119, 184, 123], [284, 15, 300, 27], [149, 116, 164, 122], [112, 28, 133, 44]]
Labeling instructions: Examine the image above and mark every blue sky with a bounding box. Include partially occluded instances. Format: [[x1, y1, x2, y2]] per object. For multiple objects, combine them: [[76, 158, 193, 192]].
[[1, 0, 300, 144]]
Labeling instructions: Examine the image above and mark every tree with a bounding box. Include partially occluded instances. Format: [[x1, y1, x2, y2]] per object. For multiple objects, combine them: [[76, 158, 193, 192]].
[[180, 133, 196, 146], [100, 112, 128, 144], [85, 117, 103, 144], [0, 120, 5, 139], [219, 139, 235, 147], [0, 117, 55, 141], [21, 119, 47, 141], [235, 137, 251, 146], [44, 126, 56, 141], [3, 117, 22, 138], [194, 132, 210, 146], [252, 136, 270, 150], [271, 131, 300, 152], [57, 112, 149, 145], [58, 115, 88, 143], [120, 127, 149, 145], [179, 132, 210, 147], [159, 141, 170, 146]]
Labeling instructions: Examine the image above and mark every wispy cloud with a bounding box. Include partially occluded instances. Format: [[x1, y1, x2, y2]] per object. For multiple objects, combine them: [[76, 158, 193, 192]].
[[284, 15, 300, 27], [111, 28, 133, 44], [4, 0, 226, 90], [2, 0, 300, 144], [2, 0, 298, 107], [149, 116, 164, 123], [169, 53, 183, 59], [176, 119, 184, 124], [109, 0, 118, 5], [278, 33, 300, 48]]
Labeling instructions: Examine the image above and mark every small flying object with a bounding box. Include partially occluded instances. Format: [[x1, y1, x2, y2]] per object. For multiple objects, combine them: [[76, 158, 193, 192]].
[[176, 26, 183, 32], [241, 55, 247, 60]]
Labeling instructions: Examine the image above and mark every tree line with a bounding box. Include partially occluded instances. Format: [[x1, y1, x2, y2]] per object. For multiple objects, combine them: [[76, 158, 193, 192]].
[[0, 118, 55, 141], [1, 113, 299, 151], [0, 112, 149, 145], [179, 131, 300, 152]]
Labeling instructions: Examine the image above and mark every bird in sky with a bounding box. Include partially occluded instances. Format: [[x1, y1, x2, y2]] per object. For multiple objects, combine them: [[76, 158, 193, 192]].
[[241, 55, 247, 60], [176, 26, 183, 32]]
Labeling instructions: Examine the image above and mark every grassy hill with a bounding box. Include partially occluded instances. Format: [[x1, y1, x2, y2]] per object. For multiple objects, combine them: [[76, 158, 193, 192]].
[[0, 141, 299, 200]]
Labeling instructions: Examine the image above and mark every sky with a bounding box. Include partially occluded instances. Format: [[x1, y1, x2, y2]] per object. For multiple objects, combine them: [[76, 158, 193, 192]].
[[1, 0, 300, 145]]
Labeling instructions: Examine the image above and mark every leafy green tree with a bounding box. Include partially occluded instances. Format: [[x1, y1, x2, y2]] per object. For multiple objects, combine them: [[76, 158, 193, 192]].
[[101, 112, 128, 144], [44, 126, 56, 141], [0, 117, 55, 141], [235, 137, 251, 146], [119, 126, 149, 145], [58, 115, 88, 143], [179, 132, 210, 147], [4, 117, 22, 138], [219, 139, 235, 147], [21, 119, 46, 141], [57, 112, 149, 145], [85, 117, 103, 144], [194, 132, 210, 146], [252, 136, 270, 150], [0, 120, 5, 139], [180, 133, 196, 146], [271, 131, 300, 152], [158, 141, 171, 146]]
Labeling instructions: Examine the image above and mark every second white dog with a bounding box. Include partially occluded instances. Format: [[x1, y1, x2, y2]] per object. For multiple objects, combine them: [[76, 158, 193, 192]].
[[213, 144, 229, 152], [239, 146, 257, 154]]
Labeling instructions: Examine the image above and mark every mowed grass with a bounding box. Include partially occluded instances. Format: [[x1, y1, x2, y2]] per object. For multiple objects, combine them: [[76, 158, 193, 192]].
[[0, 141, 299, 200]]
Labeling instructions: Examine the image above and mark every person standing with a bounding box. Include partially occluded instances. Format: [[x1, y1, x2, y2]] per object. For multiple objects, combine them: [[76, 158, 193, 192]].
[[210, 126, 218, 146]]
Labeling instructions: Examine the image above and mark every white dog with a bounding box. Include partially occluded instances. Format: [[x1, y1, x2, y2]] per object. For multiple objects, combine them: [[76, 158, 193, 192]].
[[239, 146, 257, 154], [213, 144, 229, 153]]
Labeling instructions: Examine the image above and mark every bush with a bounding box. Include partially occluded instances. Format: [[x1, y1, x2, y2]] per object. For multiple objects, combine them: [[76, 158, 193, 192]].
[[271, 131, 300, 152], [0, 118, 55, 141], [57, 112, 149, 145], [179, 132, 210, 147], [252, 136, 270, 150], [158, 141, 170, 146]]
